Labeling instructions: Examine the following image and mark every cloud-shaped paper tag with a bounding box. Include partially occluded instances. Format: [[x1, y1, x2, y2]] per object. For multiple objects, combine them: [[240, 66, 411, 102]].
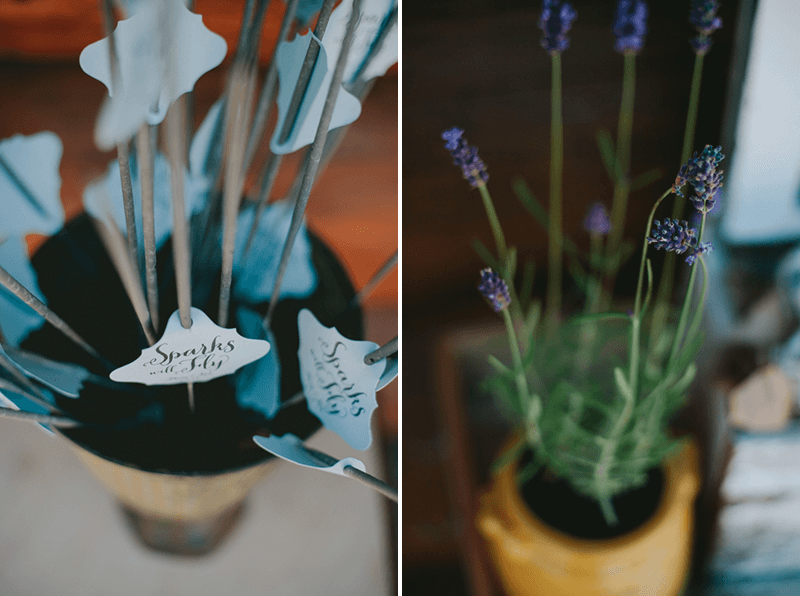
[[270, 32, 362, 155], [0, 132, 64, 239], [110, 307, 270, 386], [0, 238, 48, 347], [252, 433, 365, 476], [323, 0, 398, 83], [297, 309, 385, 450], [4, 348, 91, 399], [79, 0, 227, 150], [233, 308, 281, 419], [233, 201, 318, 303]]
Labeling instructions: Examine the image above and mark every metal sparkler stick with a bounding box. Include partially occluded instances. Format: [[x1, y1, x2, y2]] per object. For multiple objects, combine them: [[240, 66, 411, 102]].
[[263, 0, 363, 329]]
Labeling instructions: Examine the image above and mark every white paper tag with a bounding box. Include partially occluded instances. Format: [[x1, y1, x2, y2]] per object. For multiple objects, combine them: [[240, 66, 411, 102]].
[[4, 348, 89, 399], [79, 0, 227, 150], [0, 238, 47, 347], [110, 307, 270, 386], [297, 309, 384, 450], [0, 132, 64, 239], [234, 308, 281, 419], [252, 433, 365, 476], [270, 32, 361, 155], [323, 0, 398, 83]]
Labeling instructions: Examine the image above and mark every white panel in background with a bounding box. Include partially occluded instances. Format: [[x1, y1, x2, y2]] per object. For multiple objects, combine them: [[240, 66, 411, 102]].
[[722, 0, 800, 244]]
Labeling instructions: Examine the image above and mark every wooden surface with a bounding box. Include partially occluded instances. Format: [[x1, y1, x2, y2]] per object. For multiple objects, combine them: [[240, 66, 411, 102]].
[[0, 0, 289, 63]]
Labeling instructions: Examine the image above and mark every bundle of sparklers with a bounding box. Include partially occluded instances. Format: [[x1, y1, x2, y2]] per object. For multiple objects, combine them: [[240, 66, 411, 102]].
[[0, 0, 398, 500]]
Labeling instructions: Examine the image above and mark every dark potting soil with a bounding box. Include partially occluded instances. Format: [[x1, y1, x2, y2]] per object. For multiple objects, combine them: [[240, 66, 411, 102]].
[[518, 451, 665, 540], [22, 214, 362, 474]]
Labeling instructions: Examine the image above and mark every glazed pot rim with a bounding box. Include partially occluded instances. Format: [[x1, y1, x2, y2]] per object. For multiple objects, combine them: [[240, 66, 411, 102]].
[[493, 434, 700, 551], [53, 425, 300, 478]]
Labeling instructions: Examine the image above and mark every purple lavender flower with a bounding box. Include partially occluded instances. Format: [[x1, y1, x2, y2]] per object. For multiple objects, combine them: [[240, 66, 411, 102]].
[[478, 268, 511, 312], [685, 241, 712, 265], [442, 127, 489, 188], [673, 145, 725, 213], [647, 218, 698, 255], [539, 1, 578, 55], [689, 0, 722, 55], [584, 203, 612, 235], [613, 0, 648, 54]]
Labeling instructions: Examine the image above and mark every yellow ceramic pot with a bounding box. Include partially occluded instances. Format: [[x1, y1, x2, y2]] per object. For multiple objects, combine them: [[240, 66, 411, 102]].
[[476, 439, 700, 596]]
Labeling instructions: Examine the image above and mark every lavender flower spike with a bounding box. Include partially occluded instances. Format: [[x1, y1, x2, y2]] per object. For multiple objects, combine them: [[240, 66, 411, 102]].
[[442, 128, 489, 188], [584, 202, 612, 235], [689, 0, 722, 55], [647, 218, 698, 255], [613, 1, 648, 54], [478, 268, 511, 312], [673, 144, 725, 213], [686, 241, 712, 265], [539, 1, 578, 55]]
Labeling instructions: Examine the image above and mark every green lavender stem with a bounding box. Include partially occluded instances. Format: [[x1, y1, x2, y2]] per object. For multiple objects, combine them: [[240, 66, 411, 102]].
[[585, 232, 603, 314], [478, 183, 525, 326], [502, 308, 539, 442], [577, 232, 603, 376], [594, 188, 671, 528], [629, 189, 673, 398], [667, 212, 707, 369], [683, 253, 710, 350], [601, 52, 637, 311], [546, 52, 564, 335], [478, 184, 507, 262], [651, 53, 705, 345]]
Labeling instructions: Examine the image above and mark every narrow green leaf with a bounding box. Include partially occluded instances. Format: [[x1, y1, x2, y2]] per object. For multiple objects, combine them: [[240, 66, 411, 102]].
[[579, 393, 617, 417], [669, 330, 705, 377], [596, 128, 618, 181], [517, 458, 545, 484], [630, 167, 664, 192], [614, 367, 634, 402], [641, 259, 654, 316], [512, 177, 549, 229], [505, 247, 517, 279], [567, 257, 589, 291], [523, 300, 542, 341], [491, 435, 526, 474], [511, 176, 581, 259], [487, 355, 513, 376], [470, 238, 502, 272], [670, 362, 697, 396], [567, 312, 631, 327], [520, 260, 535, 306]]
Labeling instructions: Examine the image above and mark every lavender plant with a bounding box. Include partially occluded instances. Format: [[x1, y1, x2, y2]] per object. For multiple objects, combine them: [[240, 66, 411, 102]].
[[442, 0, 726, 526]]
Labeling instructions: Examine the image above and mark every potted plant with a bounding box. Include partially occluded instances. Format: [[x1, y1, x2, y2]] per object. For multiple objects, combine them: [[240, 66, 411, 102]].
[[441, 0, 724, 594]]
